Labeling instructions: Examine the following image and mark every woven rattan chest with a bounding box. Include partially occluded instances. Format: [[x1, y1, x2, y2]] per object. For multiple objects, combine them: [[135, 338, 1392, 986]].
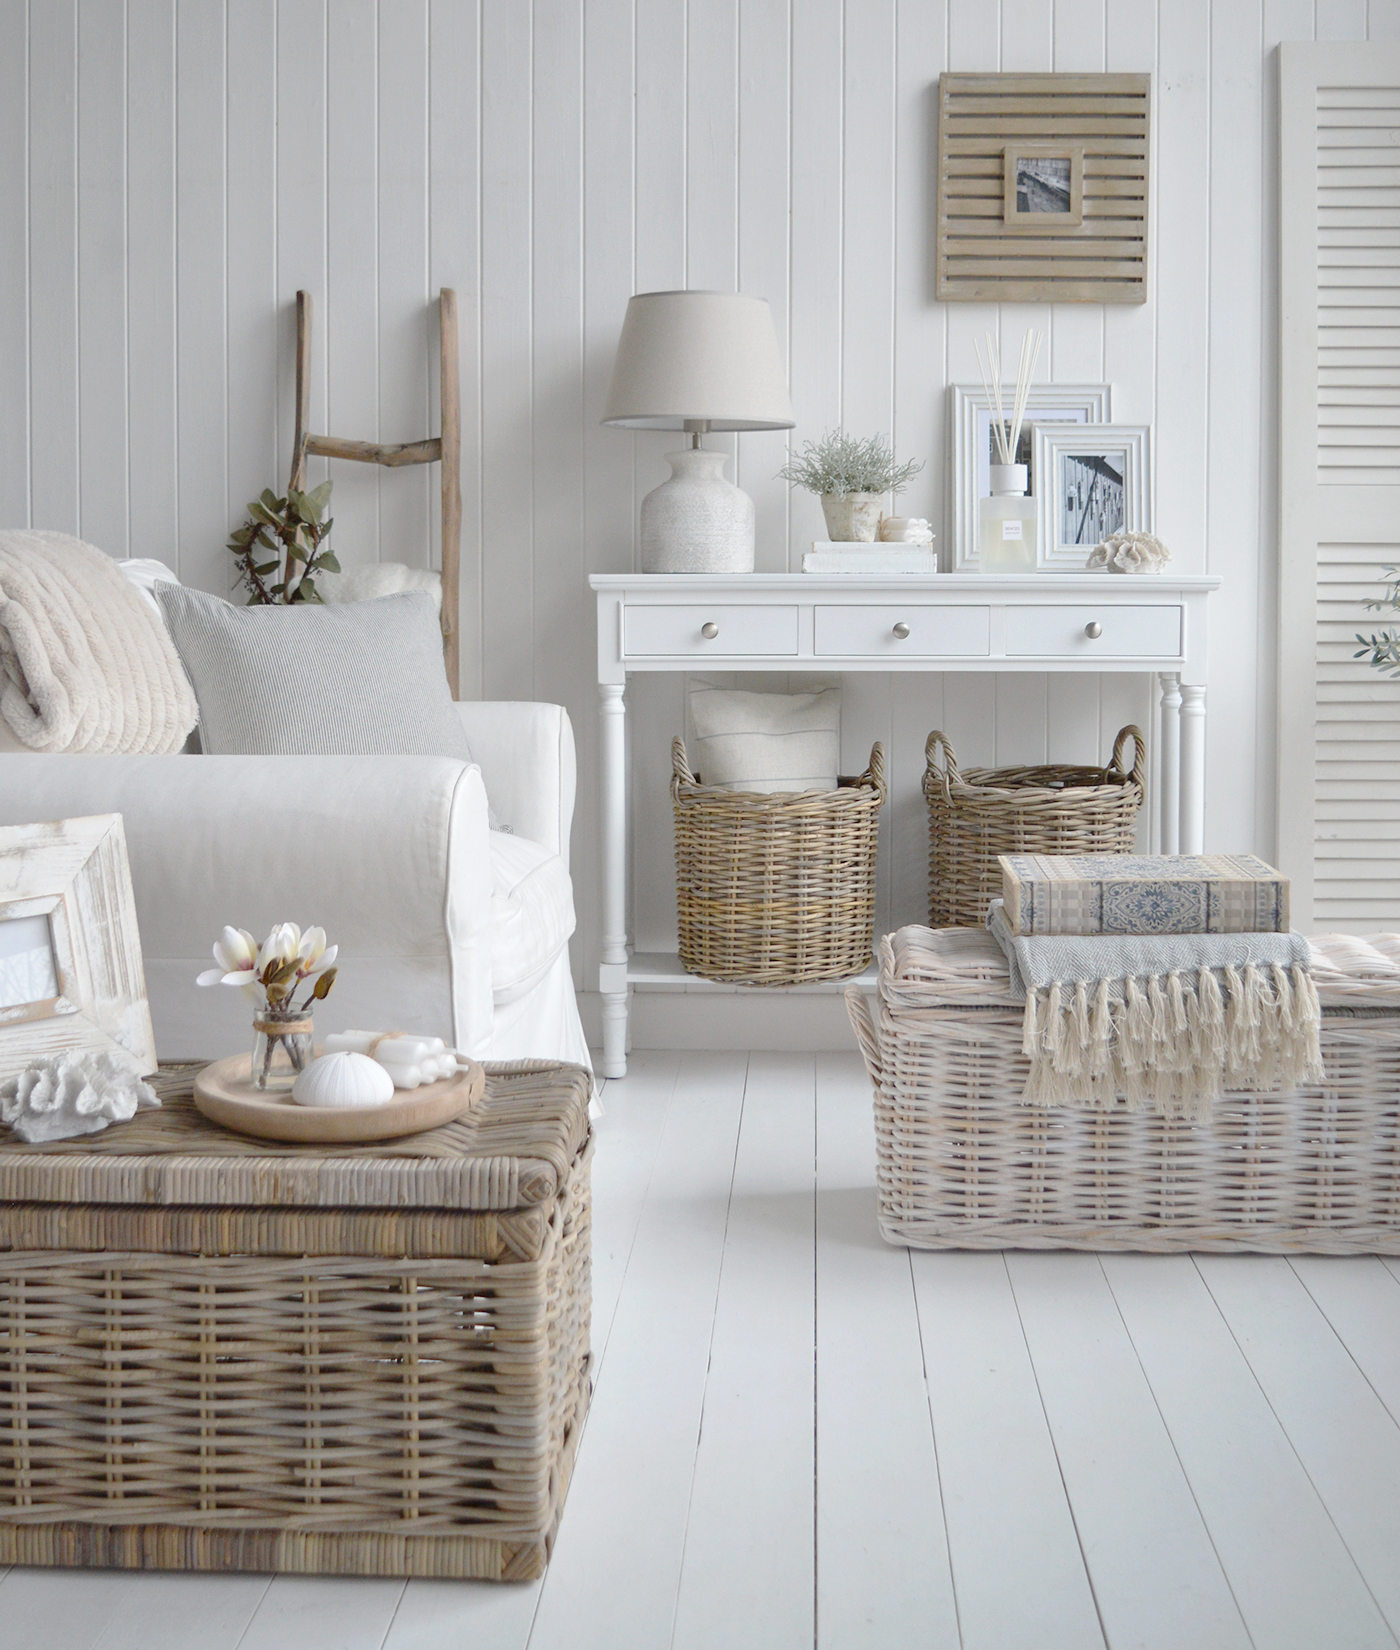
[[850, 927, 1400, 1253], [0, 1060, 592, 1581]]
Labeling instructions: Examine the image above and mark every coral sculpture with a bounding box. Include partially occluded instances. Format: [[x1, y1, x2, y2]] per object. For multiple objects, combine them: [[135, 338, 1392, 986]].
[[1086, 531, 1171, 574], [0, 1050, 159, 1144]]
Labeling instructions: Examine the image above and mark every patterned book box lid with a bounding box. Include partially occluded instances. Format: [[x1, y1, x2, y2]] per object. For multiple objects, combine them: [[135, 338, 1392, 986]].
[[1000, 853, 1290, 937]]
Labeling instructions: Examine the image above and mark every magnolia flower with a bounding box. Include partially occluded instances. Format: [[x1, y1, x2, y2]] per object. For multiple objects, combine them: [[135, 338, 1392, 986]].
[[195, 922, 339, 1010], [196, 927, 259, 989], [295, 926, 338, 980], [256, 922, 301, 975]]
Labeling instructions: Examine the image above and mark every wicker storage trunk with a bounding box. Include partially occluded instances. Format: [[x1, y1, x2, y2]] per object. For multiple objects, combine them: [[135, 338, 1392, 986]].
[[924, 726, 1145, 928], [672, 736, 886, 985], [848, 926, 1400, 1253], [0, 1061, 592, 1581]]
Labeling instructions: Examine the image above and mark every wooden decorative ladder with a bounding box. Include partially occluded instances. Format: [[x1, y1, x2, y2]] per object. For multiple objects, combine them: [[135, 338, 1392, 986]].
[[288, 288, 461, 696]]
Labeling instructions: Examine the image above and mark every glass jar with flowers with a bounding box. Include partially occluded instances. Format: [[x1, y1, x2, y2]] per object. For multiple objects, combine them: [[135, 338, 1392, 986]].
[[196, 923, 339, 1091]]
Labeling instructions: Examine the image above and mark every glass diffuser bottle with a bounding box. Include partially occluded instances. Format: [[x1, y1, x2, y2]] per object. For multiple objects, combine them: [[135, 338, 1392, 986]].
[[979, 462, 1037, 570]]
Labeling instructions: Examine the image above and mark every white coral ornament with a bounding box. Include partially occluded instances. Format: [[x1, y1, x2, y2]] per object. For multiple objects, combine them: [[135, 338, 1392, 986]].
[[0, 1051, 159, 1143], [1086, 531, 1171, 574]]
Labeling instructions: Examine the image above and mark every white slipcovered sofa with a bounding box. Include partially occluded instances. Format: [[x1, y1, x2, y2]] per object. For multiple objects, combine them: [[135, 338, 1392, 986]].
[[0, 701, 590, 1070]]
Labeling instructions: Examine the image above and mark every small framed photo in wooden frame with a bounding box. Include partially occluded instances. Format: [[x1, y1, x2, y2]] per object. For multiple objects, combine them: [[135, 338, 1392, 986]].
[[0, 814, 157, 1082], [1031, 422, 1152, 569], [948, 383, 1113, 570], [936, 72, 1150, 304], [1003, 144, 1083, 231]]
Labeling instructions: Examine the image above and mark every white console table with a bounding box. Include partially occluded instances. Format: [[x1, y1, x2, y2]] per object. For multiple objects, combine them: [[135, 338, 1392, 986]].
[[590, 572, 1221, 1077]]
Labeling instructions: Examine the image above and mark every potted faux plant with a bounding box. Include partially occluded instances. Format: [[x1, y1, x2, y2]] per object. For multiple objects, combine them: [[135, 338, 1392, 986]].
[[777, 429, 924, 543]]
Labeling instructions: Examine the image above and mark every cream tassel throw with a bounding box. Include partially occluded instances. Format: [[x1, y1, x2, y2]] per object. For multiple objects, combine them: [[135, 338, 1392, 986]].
[[988, 900, 1322, 1119]]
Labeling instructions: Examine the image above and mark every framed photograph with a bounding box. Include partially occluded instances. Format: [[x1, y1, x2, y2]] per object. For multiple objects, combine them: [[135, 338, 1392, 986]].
[[0, 814, 157, 1081], [1031, 422, 1152, 569], [936, 72, 1150, 304], [948, 383, 1113, 570], [1003, 144, 1083, 231]]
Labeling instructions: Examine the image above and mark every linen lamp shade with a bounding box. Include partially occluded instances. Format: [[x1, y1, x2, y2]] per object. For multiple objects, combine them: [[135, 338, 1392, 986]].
[[601, 292, 794, 432], [602, 291, 793, 573]]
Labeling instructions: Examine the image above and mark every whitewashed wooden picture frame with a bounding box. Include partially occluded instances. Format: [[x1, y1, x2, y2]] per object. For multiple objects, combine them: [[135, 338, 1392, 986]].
[[948, 382, 1112, 570], [0, 815, 157, 1082], [1032, 422, 1152, 569]]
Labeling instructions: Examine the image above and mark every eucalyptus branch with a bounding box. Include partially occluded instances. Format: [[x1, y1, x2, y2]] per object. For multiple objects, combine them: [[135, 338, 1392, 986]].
[[227, 480, 338, 605]]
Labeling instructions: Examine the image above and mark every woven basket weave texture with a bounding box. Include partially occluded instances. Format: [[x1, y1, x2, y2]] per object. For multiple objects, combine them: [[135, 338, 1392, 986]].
[[923, 725, 1145, 928], [672, 736, 885, 986], [0, 1060, 592, 1581], [848, 926, 1400, 1254]]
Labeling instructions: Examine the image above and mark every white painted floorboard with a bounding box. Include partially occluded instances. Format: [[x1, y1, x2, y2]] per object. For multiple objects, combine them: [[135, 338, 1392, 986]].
[[4, 1050, 1400, 1649]]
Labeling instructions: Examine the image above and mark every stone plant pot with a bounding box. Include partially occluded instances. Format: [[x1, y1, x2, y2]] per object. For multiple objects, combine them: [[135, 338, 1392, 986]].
[[820, 491, 884, 543]]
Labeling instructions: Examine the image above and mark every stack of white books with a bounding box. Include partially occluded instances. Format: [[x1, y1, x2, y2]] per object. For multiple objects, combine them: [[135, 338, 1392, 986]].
[[801, 542, 939, 574]]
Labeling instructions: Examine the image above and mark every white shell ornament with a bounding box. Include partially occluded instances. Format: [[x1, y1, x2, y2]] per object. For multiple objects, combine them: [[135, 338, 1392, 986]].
[[292, 1051, 395, 1109]]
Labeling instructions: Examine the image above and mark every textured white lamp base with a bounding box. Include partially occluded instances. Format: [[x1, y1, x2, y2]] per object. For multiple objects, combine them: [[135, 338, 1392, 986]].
[[640, 448, 755, 574]]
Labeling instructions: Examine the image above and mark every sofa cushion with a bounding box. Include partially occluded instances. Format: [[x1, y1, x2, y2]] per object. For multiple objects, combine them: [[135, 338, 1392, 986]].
[[489, 832, 575, 1005], [156, 584, 471, 762]]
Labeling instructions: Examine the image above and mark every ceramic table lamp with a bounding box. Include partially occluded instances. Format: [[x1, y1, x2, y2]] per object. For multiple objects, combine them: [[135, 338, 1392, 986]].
[[602, 290, 794, 573]]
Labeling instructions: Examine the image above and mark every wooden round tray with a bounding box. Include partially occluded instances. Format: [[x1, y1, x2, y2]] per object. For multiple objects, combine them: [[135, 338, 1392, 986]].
[[193, 1051, 485, 1143]]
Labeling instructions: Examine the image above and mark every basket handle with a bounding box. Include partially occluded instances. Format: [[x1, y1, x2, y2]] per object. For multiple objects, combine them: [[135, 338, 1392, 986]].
[[861, 741, 888, 802], [924, 729, 960, 781], [923, 729, 959, 802], [671, 736, 697, 788], [1109, 724, 1147, 790], [844, 985, 882, 1088]]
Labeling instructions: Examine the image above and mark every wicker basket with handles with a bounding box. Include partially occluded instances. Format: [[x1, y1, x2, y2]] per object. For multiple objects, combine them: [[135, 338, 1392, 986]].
[[923, 724, 1146, 929], [672, 736, 886, 986]]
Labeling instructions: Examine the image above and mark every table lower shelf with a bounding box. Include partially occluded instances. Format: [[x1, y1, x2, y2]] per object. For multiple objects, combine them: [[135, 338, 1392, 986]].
[[626, 950, 878, 994]]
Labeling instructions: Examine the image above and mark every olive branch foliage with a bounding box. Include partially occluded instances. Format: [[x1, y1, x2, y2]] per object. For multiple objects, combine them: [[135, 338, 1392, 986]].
[[1354, 566, 1400, 677], [227, 479, 339, 605]]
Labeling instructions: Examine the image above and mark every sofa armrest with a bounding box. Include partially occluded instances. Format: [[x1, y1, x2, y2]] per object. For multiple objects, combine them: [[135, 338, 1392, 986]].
[[454, 701, 576, 857], [0, 754, 496, 1061]]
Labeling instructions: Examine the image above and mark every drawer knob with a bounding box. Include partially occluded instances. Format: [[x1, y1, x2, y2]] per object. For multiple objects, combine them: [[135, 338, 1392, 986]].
[[1084, 621, 1103, 639], [892, 621, 911, 639], [701, 622, 719, 639]]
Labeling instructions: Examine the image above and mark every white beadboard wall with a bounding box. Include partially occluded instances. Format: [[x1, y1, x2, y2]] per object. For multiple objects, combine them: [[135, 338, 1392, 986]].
[[3, 0, 1397, 1019]]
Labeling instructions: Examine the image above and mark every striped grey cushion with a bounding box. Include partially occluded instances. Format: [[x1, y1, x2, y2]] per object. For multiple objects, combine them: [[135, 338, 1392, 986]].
[[155, 586, 472, 761]]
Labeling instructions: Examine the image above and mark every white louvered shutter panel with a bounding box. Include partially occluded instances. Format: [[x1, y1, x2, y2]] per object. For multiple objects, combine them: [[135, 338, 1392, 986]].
[[1279, 45, 1400, 932]]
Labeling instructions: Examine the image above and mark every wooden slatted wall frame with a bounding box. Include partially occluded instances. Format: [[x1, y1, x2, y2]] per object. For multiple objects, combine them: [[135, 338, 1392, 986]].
[[288, 289, 462, 697], [936, 73, 1151, 304]]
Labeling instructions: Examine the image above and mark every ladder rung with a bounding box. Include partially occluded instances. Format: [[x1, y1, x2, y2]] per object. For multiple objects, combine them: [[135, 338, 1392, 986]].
[[303, 435, 442, 468]]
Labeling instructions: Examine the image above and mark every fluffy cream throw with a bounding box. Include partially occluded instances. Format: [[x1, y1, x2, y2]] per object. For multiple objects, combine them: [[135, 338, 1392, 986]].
[[0, 531, 198, 754]]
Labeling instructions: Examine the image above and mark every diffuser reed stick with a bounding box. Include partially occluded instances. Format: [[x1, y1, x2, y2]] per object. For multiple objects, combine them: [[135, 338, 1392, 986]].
[[973, 329, 1044, 468]]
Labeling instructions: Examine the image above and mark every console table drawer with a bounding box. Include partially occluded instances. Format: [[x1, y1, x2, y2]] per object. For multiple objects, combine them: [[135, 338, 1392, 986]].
[[623, 604, 799, 657], [814, 605, 991, 658], [1005, 604, 1182, 658]]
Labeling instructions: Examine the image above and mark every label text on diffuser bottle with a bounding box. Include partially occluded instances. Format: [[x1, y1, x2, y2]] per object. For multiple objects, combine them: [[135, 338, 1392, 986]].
[[1002, 521, 1023, 541]]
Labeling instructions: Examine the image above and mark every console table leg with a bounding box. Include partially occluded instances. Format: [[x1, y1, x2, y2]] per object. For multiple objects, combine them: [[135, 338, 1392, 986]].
[[599, 683, 629, 1078], [1180, 684, 1206, 854], [1159, 673, 1182, 855]]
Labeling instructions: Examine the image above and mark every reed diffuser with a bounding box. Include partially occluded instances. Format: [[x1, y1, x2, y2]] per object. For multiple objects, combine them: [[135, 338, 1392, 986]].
[[974, 329, 1043, 570]]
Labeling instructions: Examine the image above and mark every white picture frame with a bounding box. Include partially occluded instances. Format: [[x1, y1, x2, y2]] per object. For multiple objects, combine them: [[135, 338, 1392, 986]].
[[948, 382, 1112, 570], [1031, 422, 1152, 569], [0, 814, 157, 1082]]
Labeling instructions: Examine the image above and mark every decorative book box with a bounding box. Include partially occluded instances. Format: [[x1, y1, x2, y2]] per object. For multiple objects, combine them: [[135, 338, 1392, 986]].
[[0, 1061, 592, 1581], [1000, 852, 1290, 936], [848, 927, 1400, 1253]]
